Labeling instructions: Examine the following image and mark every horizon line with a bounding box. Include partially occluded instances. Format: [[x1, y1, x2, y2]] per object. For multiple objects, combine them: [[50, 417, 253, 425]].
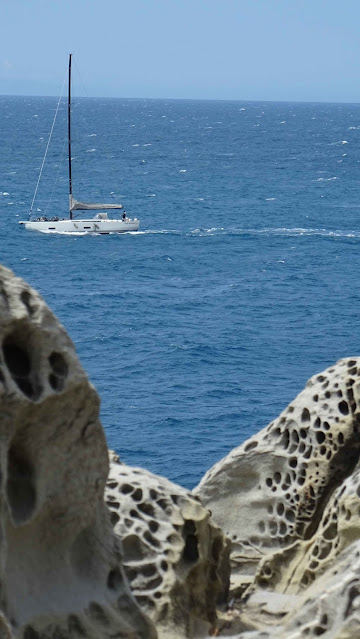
[[1, 93, 360, 106]]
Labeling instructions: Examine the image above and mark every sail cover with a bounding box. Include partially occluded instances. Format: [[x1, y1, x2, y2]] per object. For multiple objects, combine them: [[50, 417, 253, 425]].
[[70, 196, 123, 211]]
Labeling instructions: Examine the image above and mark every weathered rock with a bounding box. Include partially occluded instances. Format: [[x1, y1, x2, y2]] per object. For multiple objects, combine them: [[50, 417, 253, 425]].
[[194, 358, 360, 603], [105, 452, 230, 639], [230, 540, 360, 638], [0, 265, 156, 638], [4, 261, 360, 639]]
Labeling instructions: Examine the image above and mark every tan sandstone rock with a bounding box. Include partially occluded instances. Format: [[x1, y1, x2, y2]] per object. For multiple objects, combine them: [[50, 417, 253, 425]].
[[0, 265, 156, 639], [230, 540, 360, 638], [4, 259, 360, 639], [194, 358, 360, 605], [105, 452, 230, 639]]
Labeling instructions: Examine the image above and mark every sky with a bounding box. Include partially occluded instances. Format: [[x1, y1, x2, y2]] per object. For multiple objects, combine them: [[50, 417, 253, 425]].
[[2, 0, 360, 103]]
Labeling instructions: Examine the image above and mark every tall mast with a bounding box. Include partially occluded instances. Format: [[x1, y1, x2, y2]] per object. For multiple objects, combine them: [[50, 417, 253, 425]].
[[68, 54, 73, 220]]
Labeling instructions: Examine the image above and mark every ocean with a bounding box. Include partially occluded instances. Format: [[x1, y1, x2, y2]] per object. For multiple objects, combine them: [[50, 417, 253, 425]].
[[1, 96, 360, 488]]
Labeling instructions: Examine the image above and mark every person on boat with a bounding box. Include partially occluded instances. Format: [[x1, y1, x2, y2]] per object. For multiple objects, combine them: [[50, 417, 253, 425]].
[[122, 211, 126, 221]]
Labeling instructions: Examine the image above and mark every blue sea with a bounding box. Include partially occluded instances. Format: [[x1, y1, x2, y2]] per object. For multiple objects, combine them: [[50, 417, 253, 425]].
[[1, 96, 360, 488]]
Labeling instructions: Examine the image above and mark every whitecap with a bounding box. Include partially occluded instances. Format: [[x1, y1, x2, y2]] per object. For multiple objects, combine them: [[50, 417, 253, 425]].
[[265, 197, 276, 201], [20, 258, 28, 261], [86, 148, 96, 153], [88, 133, 97, 137], [179, 169, 187, 173], [133, 144, 139, 147], [341, 140, 348, 144], [2, 192, 9, 196], [280, 121, 286, 124], [314, 177, 338, 182], [143, 143, 152, 147], [147, 193, 156, 197]]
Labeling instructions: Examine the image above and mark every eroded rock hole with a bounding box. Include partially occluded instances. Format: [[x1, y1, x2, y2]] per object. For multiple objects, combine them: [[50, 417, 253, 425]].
[[157, 498, 169, 510], [20, 290, 35, 316], [120, 483, 133, 494], [323, 523, 337, 540], [48, 352, 68, 392], [144, 530, 160, 548], [138, 501, 155, 516], [110, 511, 120, 526], [122, 534, 149, 560], [338, 400, 349, 415], [49, 373, 64, 392], [141, 565, 157, 579], [49, 352, 68, 377], [149, 520, 159, 533], [6, 444, 36, 525], [3, 336, 37, 399], [107, 567, 123, 590], [244, 440, 258, 452], [301, 408, 310, 422], [280, 429, 290, 450], [183, 520, 199, 562], [212, 537, 222, 561], [131, 488, 143, 502]]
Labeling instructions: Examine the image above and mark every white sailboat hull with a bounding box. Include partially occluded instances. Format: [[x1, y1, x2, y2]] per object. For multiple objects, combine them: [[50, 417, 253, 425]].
[[19, 217, 140, 234], [22, 56, 140, 236]]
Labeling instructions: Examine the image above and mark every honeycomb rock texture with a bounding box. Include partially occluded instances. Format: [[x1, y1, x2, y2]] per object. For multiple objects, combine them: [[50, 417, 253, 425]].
[[0, 265, 155, 639], [194, 358, 360, 600], [231, 541, 360, 638], [105, 452, 230, 639], [4, 261, 360, 639]]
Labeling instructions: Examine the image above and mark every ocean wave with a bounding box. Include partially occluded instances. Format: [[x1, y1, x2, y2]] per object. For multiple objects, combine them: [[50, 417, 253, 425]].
[[186, 227, 360, 239], [314, 177, 338, 182]]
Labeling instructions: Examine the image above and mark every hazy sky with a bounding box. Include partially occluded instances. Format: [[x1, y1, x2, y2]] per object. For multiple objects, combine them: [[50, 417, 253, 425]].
[[2, 0, 360, 102]]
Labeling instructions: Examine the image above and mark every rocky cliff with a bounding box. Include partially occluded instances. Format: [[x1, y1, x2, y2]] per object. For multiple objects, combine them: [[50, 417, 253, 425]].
[[1, 263, 360, 639]]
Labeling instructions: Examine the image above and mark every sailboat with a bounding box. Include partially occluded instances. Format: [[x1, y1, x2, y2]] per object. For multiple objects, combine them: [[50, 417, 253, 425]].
[[19, 54, 140, 234]]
